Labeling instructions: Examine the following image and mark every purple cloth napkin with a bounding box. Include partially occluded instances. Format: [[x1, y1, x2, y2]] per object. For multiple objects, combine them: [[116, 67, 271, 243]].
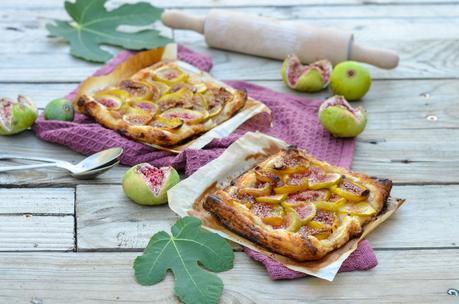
[[32, 44, 377, 279]]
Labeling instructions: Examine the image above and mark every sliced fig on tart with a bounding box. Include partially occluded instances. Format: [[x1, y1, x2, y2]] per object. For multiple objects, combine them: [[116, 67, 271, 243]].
[[203, 87, 232, 118], [159, 108, 209, 124], [119, 80, 158, 101], [129, 101, 160, 115], [152, 66, 187, 85], [330, 178, 369, 202], [288, 202, 317, 224], [94, 88, 128, 109], [122, 112, 154, 125], [156, 87, 194, 111], [255, 193, 287, 204], [308, 172, 342, 190], [150, 116, 183, 130], [250, 203, 285, 226]]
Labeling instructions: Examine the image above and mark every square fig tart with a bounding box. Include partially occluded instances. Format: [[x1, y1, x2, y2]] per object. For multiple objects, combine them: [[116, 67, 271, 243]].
[[203, 146, 392, 262], [74, 60, 248, 148]]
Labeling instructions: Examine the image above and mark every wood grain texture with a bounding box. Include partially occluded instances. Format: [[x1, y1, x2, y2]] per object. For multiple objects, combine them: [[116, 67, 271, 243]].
[[0, 215, 74, 251], [0, 250, 457, 303], [1, 4, 459, 81], [75, 184, 458, 250], [0, 188, 74, 214]]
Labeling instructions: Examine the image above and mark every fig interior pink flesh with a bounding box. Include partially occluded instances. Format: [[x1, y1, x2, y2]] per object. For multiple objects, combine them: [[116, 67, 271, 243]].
[[98, 97, 119, 108], [138, 164, 167, 195], [287, 56, 331, 85], [287, 190, 327, 202], [321, 96, 365, 122], [294, 204, 314, 219], [0, 99, 13, 130]]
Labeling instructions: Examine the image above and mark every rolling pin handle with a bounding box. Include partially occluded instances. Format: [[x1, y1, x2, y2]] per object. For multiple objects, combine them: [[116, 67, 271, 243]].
[[161, 10, 205, 34], [350, 43, 399, 69]]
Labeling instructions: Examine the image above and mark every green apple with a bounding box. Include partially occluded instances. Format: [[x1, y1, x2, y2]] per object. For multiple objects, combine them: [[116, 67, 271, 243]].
[[44, 98, 75, 121], [330, 61, 371, 101], [319, 95, 367, 138]]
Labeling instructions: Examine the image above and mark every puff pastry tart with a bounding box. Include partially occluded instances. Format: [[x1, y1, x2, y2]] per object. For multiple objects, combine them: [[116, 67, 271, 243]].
[[74, 61, 247, 147], [203, 146, 392, 261]]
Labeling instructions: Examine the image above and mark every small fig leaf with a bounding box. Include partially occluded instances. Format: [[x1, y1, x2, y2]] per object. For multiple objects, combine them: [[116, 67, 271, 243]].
[[134, 216, 234, 304], [46, 0, 173, 63]]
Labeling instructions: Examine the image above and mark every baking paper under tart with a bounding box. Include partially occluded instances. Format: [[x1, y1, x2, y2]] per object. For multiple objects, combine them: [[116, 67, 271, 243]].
[[167, 132, 405, 281], [72, 44, 271, 153]]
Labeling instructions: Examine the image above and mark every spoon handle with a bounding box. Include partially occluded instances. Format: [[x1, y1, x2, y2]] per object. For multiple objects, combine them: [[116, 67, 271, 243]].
[[0, 154, 60, 163], [0, 163, 59, 172]]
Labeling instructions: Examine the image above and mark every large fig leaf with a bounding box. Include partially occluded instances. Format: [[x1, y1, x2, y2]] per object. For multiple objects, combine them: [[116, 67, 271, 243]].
[[46, 0, 173, 63], [134, 216, 234, 304]]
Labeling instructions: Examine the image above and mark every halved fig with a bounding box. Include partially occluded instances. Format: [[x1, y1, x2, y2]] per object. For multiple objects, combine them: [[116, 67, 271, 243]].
[[148, 80, 170, 95], [171, 82, 196, 93], [190, 93, 208, 113], [0, 95, 37, 136], [150, 116, 183, 130], [251, 203, 284, 226], [308, 172, 342, 190], [187, 75, 208, 93], [266, 156, 309, 175], [159, 108, 208, 124], [122, 113, 153, 125], [239, 183, 272, 197], [313, 199, 346, 212], [237, 172, 273, 197], [282, 211, 302, 232], [152, 66, 187, 85], [298, 225, 331, 240], [301, 210, 339, 239], [274, 173, 309, 194], [289, 202, 317, 224], [130, 101, 159, 115], [122, 163, 180, 206], [319, 95, 367, 138], [255, 193, 287, 204], [119, 80, 158, 101], [94, 89, 127, 109], [156, 87, 194, 112], [285, 189, 331, 205], [330, 179, 369, 202], [203, 88, 232, 118], [339, 201, 377, 216], [254, 167, 281, 185], [281, 55, 332, 92]]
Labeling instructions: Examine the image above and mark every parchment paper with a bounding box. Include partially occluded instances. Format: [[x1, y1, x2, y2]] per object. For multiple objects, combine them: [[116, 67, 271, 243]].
[[168, 131, 405, 281], [73, 44, 271, 153]]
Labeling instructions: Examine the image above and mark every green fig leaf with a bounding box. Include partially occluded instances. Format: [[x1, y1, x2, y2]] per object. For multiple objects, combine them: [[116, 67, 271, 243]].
[[134, 216, 234, 304], [46, 0, 173, 63]]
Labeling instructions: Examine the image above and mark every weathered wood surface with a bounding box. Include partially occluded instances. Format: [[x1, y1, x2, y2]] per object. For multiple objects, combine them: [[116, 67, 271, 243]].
[[0, 216, 74, 251], [0, 250, 457, 304], [1, 4, 459, 81], [1, 0, 459, 303], [76, 185, 458, 250]]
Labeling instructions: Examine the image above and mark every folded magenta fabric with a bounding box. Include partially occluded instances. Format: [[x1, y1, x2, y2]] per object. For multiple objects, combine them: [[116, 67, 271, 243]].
[[32, 44, 377, 280]]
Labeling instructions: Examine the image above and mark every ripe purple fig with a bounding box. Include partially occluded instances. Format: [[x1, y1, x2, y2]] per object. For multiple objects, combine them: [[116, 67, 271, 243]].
[[281, 55, 332, 92], [318, 95, 367, 138], [0, 95, 37, 136], [122, 163, 180, 206]]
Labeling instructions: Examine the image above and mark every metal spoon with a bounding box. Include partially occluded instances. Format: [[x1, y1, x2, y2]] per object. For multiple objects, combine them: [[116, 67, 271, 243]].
[[0, 147, 123, 179]]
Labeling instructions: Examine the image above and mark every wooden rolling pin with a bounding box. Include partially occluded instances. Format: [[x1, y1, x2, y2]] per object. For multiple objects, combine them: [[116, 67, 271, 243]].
[[161, 9, 399, 69]]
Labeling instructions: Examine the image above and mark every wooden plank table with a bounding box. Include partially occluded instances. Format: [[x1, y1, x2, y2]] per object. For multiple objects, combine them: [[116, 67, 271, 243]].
[[1, 0, 458, 303]]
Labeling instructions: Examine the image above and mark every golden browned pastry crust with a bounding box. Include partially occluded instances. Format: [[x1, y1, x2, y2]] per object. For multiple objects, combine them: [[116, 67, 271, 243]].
[[74, 61, 247, 147], [203, 146, 392, 261]]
